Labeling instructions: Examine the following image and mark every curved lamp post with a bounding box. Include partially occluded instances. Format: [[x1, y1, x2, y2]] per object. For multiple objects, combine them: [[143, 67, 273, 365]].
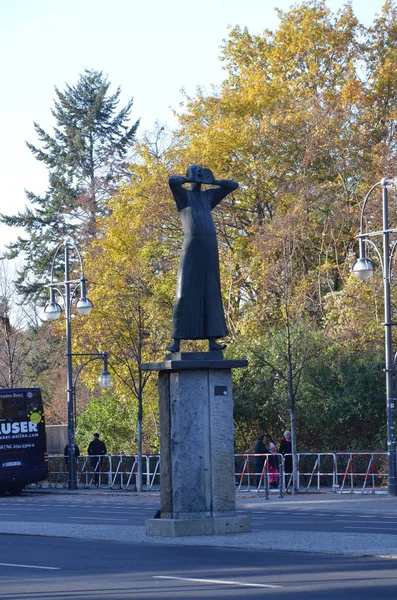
[[72, 351, 113, 425], [352, 178, 397, 496], [44, 238, 96, 490]]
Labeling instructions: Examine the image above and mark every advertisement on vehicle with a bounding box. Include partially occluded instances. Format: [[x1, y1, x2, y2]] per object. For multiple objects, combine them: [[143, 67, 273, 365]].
[[0, 387, 48, 494]]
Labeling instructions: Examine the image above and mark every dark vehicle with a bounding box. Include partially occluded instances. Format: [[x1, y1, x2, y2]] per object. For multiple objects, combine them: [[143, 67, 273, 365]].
[[0, 388, 48, 495]]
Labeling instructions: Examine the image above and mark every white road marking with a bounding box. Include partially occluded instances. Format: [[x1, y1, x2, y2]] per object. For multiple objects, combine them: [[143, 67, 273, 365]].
[[341, 516, 397, 523], [332, 519, 397, 525], [2, 507, 46, 510], [9, 505, 147, 512], [81, 509, 151, 513], [153, 575, 282, 588], [0, 562, 60, 570], [331, 519, 358, 522], [78, 510, 129, 514], [68, 516, 126, 521], [343, 525, 397, 530], [339, 515, 397, 521]]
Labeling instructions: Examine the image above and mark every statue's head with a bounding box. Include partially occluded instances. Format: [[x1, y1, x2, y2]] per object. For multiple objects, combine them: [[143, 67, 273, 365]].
[[186, 164, 203, 181]]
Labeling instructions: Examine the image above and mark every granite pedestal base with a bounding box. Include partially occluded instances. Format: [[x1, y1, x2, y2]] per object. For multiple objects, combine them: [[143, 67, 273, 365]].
[[146, 515, 251, 537], [142, 352, 250, 537]]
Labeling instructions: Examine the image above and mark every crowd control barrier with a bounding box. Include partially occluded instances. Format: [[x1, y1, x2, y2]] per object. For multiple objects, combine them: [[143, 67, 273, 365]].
[[43, 454, 161, 490], [37, 451, 389, 493], [335, 452, 388, 493], [235, 453, 284, 497], [295, 453, 337, 491]]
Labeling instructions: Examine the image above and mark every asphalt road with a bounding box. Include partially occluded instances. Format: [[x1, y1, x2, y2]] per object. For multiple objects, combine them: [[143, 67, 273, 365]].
[[1, 494, 397, 536], [1, 492, 397, 598], [0, 533, 396, 599]]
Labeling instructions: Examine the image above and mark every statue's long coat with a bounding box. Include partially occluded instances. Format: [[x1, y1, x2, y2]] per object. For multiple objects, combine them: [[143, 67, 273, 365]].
[[169, 177, 237, 340]]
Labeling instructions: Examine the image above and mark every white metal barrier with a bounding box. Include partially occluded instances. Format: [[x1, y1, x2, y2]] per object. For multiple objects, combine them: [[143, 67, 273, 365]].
[[235, 453, 285, 497], [40, 451, 389, 493], [235, 452, 387, 494], [43, 454, 160, 490], [335, 452, 388, 494], [295, 453, 337, 492], [46, 454, 105, 488]]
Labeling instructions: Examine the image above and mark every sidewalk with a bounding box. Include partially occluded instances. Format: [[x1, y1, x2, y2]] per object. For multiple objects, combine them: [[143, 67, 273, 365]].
[[1, 488, 397, 558]]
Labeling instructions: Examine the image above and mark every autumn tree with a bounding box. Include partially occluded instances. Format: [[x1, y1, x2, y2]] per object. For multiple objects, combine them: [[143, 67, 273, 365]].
[[74, 144, 176, 488], [363, 0, 397, 174], [1, 69, 139, 302], [67, 1, 397, 457], [172, 1, 367, 335], [168, 0, 397, 453], [0, 262, 34, 388]]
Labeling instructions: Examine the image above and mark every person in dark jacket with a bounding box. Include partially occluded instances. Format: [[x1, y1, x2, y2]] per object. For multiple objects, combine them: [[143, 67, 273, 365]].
[[88, 433, 107, 486], [254, 435, 268, 487], [279, 430, 292, 476]]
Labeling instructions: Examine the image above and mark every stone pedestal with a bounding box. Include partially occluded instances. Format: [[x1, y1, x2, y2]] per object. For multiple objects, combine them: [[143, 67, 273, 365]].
[[142, 352, 250, 536]]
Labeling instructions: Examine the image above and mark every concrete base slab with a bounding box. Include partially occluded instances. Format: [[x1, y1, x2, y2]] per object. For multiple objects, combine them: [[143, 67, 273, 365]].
[[146, 516, 251, 537]]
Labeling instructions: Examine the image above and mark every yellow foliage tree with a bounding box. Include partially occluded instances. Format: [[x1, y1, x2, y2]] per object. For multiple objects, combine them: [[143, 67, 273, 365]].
[[71, 1, 397, 454]]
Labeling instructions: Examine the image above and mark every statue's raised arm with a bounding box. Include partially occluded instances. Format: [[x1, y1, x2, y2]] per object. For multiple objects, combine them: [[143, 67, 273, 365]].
[[167, 165, 239, 353], [209, 178, 239, 210]]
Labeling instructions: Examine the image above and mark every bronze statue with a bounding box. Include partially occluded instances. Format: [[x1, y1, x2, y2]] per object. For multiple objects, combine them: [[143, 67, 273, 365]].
[[167, 165, 238, 352]]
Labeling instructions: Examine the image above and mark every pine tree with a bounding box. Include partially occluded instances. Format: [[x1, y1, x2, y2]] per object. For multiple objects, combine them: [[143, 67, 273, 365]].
[[1, 69, 139, 301]]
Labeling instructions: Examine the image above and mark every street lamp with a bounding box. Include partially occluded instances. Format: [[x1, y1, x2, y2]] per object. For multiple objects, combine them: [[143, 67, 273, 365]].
[[98, 352, 113, 390], [72, 351, 113, 426], [352, 177, 397, 496], [44, 238, 94, 490]]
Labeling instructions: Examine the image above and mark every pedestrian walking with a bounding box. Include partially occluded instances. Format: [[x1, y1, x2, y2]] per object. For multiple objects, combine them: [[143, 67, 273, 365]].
[[88, 433, 107, 486], [279, 430, 292, 480]]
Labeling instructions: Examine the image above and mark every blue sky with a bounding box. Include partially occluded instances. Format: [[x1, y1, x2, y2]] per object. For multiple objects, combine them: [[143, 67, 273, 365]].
[[0, 0, 388, 248]]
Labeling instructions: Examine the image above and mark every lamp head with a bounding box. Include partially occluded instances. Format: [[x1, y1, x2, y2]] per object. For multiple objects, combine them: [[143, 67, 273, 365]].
[[352, 257, 374, 281], [99, 370, 113, 389], [75, 297, 93, 316], [44, 301, 62, 320], [98, 352, 112, 389]]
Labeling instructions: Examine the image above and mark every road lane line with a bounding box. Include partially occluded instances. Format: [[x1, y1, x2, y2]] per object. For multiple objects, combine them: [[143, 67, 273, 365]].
[[1, 507, 46, 510], [343, 525, 397, 530], [68, 516, 126, 521], [70, 510, 126, 514], [335, 515, 397, 521], [80, 509, 151, 514], [153, 575, 282, 588], [0, 562, 60, 570], [332, 519, 397, 526]]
